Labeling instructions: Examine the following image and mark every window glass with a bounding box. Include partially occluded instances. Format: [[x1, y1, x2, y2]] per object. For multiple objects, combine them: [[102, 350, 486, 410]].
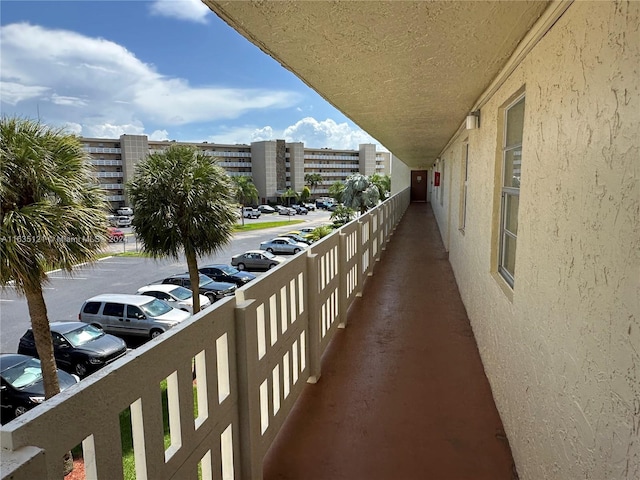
[[52, 333, 66, 347], [503, 148, 522, 188], [502, 234, 517, 278], [504, 195, 519, 234], [140, 299, 172, 317], [127, 305, 146, 319], [499, 95, 525, 288], [65, 324, 103, 347], [170, 286, 192, 300], [505, 98, 525, 147], [103, 303, 124, 317], [83, 302, 101, 314]]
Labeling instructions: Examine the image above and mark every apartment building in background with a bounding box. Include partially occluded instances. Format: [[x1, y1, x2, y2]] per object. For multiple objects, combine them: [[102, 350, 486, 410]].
[[83, 135, 390, 209]]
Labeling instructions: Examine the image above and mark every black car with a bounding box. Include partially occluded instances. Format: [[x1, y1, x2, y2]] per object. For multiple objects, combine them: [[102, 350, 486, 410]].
[[291, 205, 308, 214], [18, 322, 127, 378], [0, 354, 78, 424], [160, 273, 237, 302], [198, 264, 256, 286]]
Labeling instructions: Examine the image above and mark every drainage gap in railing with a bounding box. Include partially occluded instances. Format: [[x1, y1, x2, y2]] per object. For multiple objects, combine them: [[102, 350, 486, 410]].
[[216, 334, 231, 403], [162, 372, 182, 462], [122, 399, 147, 479], [193, 350, 208, 429], [199, 450, 212, 480], [68, 435, 95, 479]]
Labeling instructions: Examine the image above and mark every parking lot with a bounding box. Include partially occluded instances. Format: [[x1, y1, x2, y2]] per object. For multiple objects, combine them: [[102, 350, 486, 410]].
[[0, 210, 333, 353]]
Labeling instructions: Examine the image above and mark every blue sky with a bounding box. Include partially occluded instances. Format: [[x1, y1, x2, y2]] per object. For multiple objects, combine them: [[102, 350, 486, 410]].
[[0, 0, 383, 150]]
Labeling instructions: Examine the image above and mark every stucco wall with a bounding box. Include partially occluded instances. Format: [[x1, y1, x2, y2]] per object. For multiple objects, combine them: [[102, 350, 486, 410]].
[[390, 155, 411, 195], [431, 2, 639, 478]]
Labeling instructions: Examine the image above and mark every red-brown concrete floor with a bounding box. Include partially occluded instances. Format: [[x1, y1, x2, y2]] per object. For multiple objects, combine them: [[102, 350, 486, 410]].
[[263, 202, 517, 480]]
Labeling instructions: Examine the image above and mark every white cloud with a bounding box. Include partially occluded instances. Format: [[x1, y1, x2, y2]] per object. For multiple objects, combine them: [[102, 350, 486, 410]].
[[51, 94, 87, 107], [149, 0, 212, 24], [203, 118, 383, 151], [0, 23, 301, 137], [0, 82, 50, 105], [149, 129, 170, 141], [84, 123, 146, 139], [283, 117, 380, 150]]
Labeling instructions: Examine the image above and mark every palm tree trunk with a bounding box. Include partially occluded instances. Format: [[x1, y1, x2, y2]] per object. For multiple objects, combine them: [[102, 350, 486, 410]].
[[185, 247, 201, 314], [25, 286, 60, 398]]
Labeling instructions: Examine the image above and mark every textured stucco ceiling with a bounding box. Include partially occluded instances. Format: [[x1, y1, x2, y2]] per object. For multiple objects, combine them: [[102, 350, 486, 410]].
[[204, 1, 550, 169]]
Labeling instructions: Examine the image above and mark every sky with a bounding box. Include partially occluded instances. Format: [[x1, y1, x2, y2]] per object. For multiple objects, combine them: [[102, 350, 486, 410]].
[[0, 0, 384, 150]]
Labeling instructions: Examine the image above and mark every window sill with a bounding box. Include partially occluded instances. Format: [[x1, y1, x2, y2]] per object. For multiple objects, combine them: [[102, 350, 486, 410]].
[[491, 271, 514, 303]]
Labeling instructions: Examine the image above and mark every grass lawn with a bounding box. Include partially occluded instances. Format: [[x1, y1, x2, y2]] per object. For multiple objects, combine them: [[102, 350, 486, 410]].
[[233, 219, 304, 232]]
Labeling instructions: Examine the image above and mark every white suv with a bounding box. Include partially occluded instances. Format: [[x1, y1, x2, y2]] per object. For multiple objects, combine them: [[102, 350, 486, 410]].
[[243, 207, 261, 219]]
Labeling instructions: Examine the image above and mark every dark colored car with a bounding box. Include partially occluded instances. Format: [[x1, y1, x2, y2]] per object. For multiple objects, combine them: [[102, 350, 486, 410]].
[[160, 273, 237, 302], [18, 322, 127, 378], [0, 354, 78, 424], [198, 264, 256, 286], [291, 205, 308, 215]]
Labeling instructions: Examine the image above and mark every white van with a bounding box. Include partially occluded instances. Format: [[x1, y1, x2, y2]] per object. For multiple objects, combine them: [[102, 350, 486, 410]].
[[117, 207, 134, 216], [79, 294, 190, 339], [107, 215, 132, 227]]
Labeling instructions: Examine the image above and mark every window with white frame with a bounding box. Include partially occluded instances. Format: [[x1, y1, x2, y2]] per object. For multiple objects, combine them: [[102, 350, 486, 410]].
[[499, 96, 525, 287], [460, 143, 469, 230]]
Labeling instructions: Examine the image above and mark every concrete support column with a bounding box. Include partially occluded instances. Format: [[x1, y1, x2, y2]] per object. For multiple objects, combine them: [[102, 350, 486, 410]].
[[233, 299, 263, 480]]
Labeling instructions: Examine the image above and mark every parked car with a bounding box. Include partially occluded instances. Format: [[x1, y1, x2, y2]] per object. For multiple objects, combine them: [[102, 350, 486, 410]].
[[17, 322, 127, 378], [1, 354, 78, 423], [231, 250, 286, 271], [259, 237, 308, 254], [242, 207, 261, 219], [277, 206, 296, 216], [116, 207, 134, 216], [303, 203, 316, 211], [315, 199, 334, 209], [282, 232, 313, 244], [198, 264, 256, 286], [160, 273, 236, 302], [136, 284, 211, 314], [79, 294, 191, 339], [107, 215, 132, 227], [257, 205, 276, 214], [107, 226, 124, 243], [291, 205, 308, 215]]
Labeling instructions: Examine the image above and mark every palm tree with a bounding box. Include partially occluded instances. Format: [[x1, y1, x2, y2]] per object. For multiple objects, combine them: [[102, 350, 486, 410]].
[[281, 188, 298, 206], [232, 175, 259, 226], [342, 174, 380, 214], [304, 173, 323, 193], [370, 173, 391, 199], [300, 186, 311, 203], [0, 117, 109, 399], [328, 180, 345, 204], [127, 145, 236, 313]]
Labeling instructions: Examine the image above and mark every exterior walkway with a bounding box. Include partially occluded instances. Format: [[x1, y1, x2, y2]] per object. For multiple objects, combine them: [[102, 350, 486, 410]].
[[263, 202, 516, 480]]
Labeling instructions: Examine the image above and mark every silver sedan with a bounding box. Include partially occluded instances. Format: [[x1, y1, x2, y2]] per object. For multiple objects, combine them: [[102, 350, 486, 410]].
[[231, 250, 287, 271], [259, 237, 308, 255]]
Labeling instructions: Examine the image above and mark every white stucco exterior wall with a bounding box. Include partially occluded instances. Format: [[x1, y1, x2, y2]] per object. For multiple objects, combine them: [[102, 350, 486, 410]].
[[430, 2, 639, 479], [390, 155, 411, 195]]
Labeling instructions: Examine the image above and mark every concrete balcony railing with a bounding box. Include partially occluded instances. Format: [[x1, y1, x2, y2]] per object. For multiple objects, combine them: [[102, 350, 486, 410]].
[[0, 189, 411, 480]]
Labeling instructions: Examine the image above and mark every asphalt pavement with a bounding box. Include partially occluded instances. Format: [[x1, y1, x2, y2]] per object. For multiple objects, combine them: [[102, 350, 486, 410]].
[[0, 210, 332, 353]]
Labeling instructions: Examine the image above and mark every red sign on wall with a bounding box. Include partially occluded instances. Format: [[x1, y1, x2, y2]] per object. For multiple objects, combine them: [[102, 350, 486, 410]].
[[434, 171, 440, 186]]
